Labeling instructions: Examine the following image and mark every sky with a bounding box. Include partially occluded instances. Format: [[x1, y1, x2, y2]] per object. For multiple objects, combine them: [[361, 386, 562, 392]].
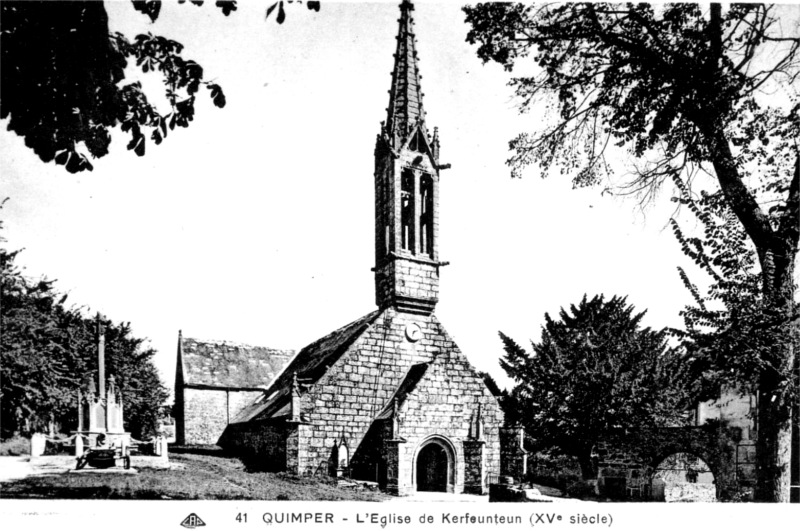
[[0, 0, 766, 396]]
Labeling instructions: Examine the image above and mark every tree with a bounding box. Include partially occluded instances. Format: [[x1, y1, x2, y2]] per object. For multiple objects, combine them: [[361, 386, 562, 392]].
[[499, 295, 688, 479], [0, 0, 320, 173], [670, 180, 766, 401], [465, 2, 799, 502], [1, 228, 169, 438], [670, 181, 800, 500]]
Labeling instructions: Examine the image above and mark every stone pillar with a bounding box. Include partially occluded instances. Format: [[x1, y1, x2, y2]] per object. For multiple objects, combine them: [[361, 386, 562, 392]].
[[500, 426, 528, 484], [285, 424, 300, 474], [74, 434, 84, 456], [285, 422, 310, 475], [290, 372, 301, 423], [463, 440, 486, 494], [97, 313, 106, 399], [77, 390, 84, 432], [385, 439, 408, 496], [155, 436, 169, 461], [30, 433, 46, 458]]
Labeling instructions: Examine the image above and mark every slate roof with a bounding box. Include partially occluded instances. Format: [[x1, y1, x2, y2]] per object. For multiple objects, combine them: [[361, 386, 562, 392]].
[[230, 310, 381, 424], [180, 336, 294, 389], [375, 362, 429, 420]]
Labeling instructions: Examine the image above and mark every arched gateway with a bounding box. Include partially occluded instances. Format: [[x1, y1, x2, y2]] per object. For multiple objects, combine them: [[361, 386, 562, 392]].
[[593, 426, 741, 500], [414, 436, 456, 493]]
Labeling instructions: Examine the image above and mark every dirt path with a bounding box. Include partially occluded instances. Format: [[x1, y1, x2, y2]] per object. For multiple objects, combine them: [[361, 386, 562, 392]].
[[0, 457, 37, 483]]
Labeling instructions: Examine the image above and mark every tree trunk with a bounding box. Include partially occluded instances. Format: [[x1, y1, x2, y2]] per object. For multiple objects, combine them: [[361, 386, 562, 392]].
[[754, 246, 796, 502], [791, 344, 799, 503], [700, 118, 799, 502], [577, 450, 597, 480]]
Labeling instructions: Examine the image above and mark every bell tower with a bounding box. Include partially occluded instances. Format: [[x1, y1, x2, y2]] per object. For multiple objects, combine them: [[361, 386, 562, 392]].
[[374, 0, 446, 315]]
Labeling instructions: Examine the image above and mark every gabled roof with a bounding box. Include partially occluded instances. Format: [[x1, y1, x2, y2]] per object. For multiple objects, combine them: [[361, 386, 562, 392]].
[[230, 310, 382, 423], [179, 335, 293, 389]]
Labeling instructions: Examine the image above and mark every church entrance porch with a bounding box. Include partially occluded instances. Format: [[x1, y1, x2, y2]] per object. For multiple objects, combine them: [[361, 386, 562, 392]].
[[414, 436, 455, 493]]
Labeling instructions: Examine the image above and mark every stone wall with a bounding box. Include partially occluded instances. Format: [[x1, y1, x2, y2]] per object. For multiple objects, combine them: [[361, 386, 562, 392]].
[[393, 353, 502, 495], [183, 388, 227, 445], [228, 391, 263, 423], [593, 425, 740, 500], [182, 388, 264, 445], [375, 259, 439, 312], [289, 307, 503, 494], [219, 420, 287, 471], [696, 390, 756, 440]]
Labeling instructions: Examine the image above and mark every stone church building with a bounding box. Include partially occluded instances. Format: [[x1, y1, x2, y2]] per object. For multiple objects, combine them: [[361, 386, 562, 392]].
[[218, 1, 503, 495], [174, 332, 293, 445]]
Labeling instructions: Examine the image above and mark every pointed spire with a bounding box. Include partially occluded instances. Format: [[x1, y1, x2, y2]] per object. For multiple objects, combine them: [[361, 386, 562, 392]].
[[386, 0, 427, 146]]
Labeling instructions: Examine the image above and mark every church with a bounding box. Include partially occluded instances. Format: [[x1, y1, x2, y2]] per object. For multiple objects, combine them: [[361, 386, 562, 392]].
[[218, 0, 503, 495]]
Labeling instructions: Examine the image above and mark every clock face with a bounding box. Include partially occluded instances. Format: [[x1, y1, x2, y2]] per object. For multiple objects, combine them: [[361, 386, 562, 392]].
[[405, 323, 422, 343]]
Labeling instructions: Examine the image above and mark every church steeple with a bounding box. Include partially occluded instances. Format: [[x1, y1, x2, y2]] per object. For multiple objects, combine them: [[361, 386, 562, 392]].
[[385, 0, 428, 148], [374, 0, 444, 316]]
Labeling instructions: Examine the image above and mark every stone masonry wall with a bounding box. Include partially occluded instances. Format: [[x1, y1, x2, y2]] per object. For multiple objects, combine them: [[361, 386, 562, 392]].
[[183, 388, 264, 445], [594, 426, 739, 500], [395, 354, 502, 495], [184, 388, 227, 445], [228, 391, 263, 424], [376, 259, 439, 308], [219, 420, 287, 471], [291, 307, 503, 494]]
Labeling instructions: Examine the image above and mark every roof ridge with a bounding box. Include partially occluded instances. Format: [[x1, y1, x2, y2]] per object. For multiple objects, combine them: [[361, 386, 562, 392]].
[[183, 336, 294, 352]]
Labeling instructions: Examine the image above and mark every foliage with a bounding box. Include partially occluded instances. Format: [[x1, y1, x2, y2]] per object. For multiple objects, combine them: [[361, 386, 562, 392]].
[[669, 180, 770, 402], [1, 227, 168, 438], [477, 371, 503, 396], [0, 434, 30, 456], [0, 0, 320, 173], [499, 295, 689, 479], [465, 2, 799, 501], [464, 3, 799, 189]]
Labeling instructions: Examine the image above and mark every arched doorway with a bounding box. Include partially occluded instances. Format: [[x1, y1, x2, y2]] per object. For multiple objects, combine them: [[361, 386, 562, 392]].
[[651, 452, 716, 502], [414, 436, 455, 493]]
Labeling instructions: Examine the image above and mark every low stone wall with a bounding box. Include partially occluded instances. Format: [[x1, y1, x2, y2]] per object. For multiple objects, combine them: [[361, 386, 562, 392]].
[[218, 421, 287, 471]]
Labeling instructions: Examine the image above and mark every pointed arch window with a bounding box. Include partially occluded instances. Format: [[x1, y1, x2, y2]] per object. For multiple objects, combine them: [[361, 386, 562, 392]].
[[401, 169, 415, 252], [420, 174, 434, 257]]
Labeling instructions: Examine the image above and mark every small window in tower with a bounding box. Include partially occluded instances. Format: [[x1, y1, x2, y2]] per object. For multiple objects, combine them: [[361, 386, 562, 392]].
[[401, 169, 415, 253], [385, 225, 390, 255], [420, 174, 434, 257], [408, 129, 426, 152]]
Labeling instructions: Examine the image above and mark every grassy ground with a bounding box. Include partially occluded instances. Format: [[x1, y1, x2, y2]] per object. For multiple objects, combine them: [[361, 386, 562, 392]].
[[0, 452, 389, 501]]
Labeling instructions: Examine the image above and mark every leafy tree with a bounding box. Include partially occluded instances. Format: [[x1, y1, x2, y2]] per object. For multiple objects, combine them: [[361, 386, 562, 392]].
[[0, 0, 320, 173], [1, 222, 168, 438], [669, 180, 765, 401], [477, 370, 503, 397], [499, 295, 688, 479], [465, 2, 799, 501]]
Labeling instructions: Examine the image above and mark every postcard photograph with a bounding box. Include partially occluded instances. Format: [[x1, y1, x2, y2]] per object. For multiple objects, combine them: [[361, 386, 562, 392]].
[[1, 1, 799, 529]]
